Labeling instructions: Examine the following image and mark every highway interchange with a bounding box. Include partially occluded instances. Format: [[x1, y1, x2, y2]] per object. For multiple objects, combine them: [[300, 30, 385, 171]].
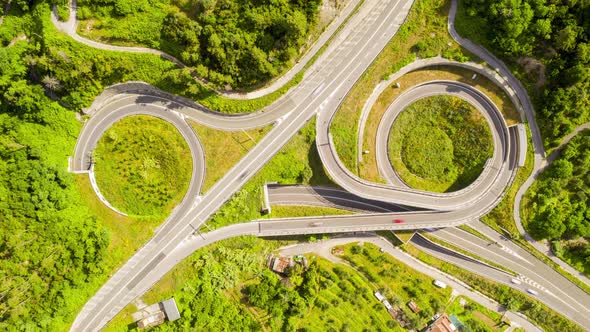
[[58, 0, 590, 330]]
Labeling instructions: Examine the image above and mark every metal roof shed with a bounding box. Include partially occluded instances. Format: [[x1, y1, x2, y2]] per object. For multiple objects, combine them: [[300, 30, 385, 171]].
[[161, 298, 181, 321]]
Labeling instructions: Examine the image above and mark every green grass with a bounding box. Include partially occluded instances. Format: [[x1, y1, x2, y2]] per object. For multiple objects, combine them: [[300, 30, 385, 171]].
[[270, 205, 353, 218], [446, 296, 508, 331], [341, 242, 452, 329], [93, 115, 192, 218], [402, 243, 585, 332], [388, 95, 493, 192], [202, 117, 335, 231], [280, 256, 396, 331], [190, 122, 272, 192], [331, 0, 473, 175]]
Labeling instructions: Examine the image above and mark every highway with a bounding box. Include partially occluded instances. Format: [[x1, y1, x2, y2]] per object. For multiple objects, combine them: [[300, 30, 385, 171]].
[[70, 0, 420, 329], [267, 184, 417, 213], [422, 225, 590, 328], [64, 0, 589, 329]]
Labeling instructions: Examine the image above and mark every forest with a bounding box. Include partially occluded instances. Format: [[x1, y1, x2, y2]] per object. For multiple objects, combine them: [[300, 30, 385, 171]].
[[462, 0, 590, 146], [525, 130, 590, 273], [0, 31, 110, 331], [76, 0, 321, 88]]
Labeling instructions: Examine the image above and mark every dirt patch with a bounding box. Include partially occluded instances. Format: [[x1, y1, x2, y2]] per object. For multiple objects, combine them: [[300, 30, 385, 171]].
[[319, 0, 351, 28], [517, 56, 546, 87]]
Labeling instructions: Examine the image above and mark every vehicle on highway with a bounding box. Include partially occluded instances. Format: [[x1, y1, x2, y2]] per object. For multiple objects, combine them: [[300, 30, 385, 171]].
[[511, 278, 522, 285], [433, 280, 447, 289], [526, 288, 539, 296], [393, 219, 405, 223], [310, 222, 323, 227]]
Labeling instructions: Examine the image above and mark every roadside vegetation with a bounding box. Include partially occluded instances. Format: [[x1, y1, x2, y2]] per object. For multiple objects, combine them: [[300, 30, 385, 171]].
[[402, 244, 585, 332], [270, 206, 352, 218], [522, 130, 590, 276], [190, 122, 271, 192], [203, 117, 336, 231], [359, 67, 519, 182], [94, 115, 192, 218], [331, 0, 471, 175], [76, 0, 321, 89], [107, 238, 510, 332], [388, 95, 493, 192], [447, 296, 507, 332], [456, 0, 590, 149]]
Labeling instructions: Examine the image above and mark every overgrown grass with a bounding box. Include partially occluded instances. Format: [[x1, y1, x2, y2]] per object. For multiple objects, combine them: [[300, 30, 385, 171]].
[[331, 0, 472, 174], [202, 117, 334, 231], [190, 121, 272, 192], [270, 205, 353, 218], [481, 125, 534, 234], [341, 242, 452, 330], [402, 244, 585, 332], [93, 115, 192, 218], [103, 236, 291, 331], [388, 95, 493, 192], [446, 296, 508, 332], [360, 67, 519, 182]]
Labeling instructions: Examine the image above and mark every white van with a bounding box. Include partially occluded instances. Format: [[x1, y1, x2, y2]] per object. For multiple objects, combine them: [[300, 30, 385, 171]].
[[433, 280, 447, 289]]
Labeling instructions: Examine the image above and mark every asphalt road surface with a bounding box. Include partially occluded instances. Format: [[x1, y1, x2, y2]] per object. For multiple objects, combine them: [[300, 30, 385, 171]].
[[66, 0, 588, 329], [70, 0, 420, 329]]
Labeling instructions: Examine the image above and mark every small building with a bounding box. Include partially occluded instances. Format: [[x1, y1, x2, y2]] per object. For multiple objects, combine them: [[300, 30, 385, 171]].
[[137, 312, 165, 329], [407, 300, 421, 313], [424, 313, 457, 332], [374, 291, 386, 302], [132, 298, 180, 329], [268, 255, 294, 274], [382, 300, 393, 311], [161, 298, 181, 321]]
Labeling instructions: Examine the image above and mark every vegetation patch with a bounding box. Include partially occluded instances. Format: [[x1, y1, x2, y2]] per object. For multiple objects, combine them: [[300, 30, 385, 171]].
[[360, 67, 519, 182], [270, 205, 353, 218], [388, 95, 493, 192], [203, 117, 334, 230], [522, 130, 590, 276], [190, 122, 271, 192], [402, 244, 585, 332], [446, 296, 507, 332], [456, 0, 590, 148], [76, 0, 322, 89], [331, 0, 473, 175], [94, 115, 192, 218]]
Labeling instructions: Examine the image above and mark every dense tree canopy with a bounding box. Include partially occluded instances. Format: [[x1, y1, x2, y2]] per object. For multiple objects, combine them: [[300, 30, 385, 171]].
[[0, 38, 109, 330], [463, 0, 590, 146], [77, 0, 321, 88], [525, 130, 590, 240]]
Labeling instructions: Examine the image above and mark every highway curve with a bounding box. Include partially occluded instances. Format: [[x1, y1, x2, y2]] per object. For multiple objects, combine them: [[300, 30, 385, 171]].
[[71, 103, 206, 220], [70, 0, 419, 329]]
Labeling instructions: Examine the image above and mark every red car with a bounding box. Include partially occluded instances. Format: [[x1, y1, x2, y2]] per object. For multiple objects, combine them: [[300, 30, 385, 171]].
[[393, 219, 405, 223]]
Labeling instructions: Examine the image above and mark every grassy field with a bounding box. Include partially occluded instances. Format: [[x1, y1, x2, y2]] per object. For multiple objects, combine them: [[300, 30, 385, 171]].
[[270, 205, 353, 218], [331, 0, 473, 175], [388, 95, 493, 192], [202, 117, 335, 230], [341, 242, 452, 329], [190, 122, 271, 192], [447, 296, 508, 332], [360, 67, 519, 182], [93, 115, 192, 218], [402, 244, 585, 332]]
